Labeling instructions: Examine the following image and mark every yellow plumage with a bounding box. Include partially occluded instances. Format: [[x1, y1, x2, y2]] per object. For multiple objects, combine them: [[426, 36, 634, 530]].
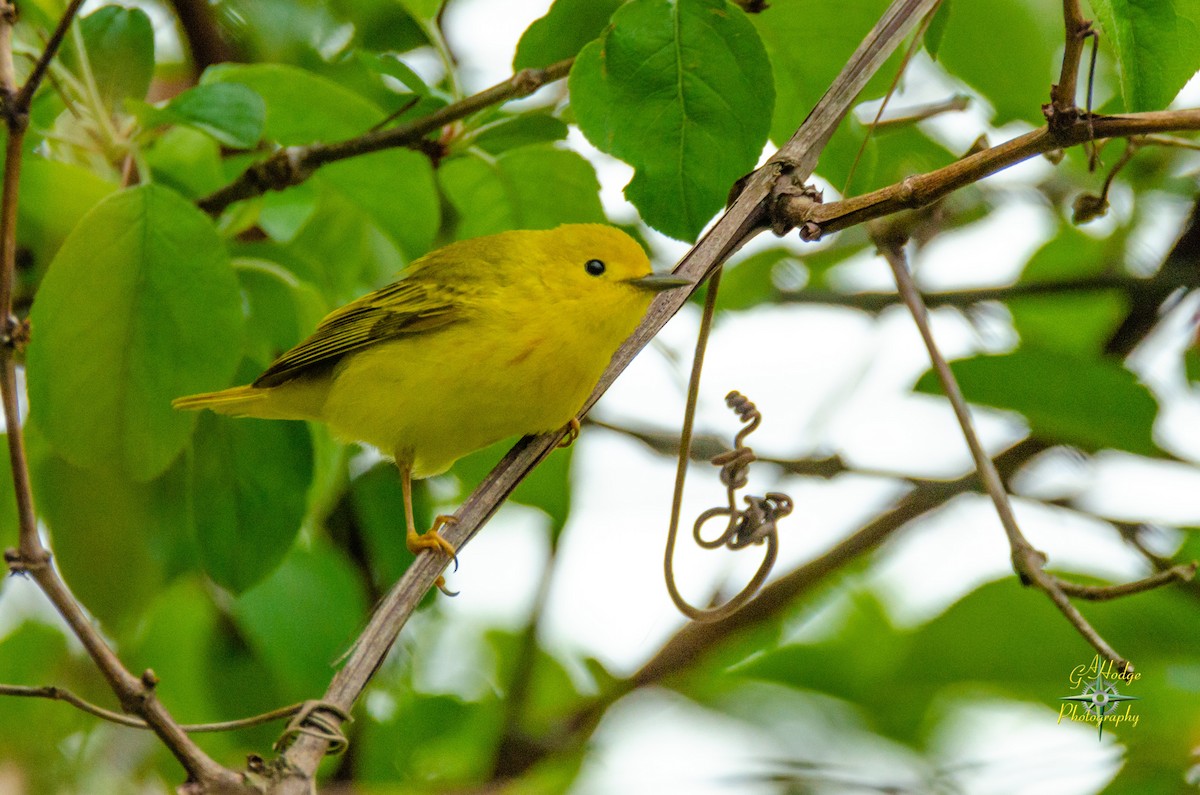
[[174, 223, 686, 560]]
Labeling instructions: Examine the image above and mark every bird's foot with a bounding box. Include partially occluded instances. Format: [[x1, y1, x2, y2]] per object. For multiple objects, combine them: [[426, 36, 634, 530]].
[[558, 417, 581, 448]]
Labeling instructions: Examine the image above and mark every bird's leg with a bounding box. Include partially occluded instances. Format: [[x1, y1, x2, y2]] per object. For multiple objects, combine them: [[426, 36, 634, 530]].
[[558, 417, 581, 448], [400, 463, 458, 595]]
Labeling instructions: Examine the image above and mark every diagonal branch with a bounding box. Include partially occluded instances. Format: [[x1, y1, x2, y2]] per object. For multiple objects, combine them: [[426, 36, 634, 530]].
[[875, 235, 1131, 669], [196, 58, 574, 216], [268, 0, 944, 786]]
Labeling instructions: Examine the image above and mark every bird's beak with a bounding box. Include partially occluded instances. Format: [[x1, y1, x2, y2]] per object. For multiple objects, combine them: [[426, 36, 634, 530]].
[[628, 272, 692, 292]]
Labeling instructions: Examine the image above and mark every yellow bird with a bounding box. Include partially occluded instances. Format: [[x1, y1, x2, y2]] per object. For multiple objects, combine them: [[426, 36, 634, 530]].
[[174, 224, 688, 570]]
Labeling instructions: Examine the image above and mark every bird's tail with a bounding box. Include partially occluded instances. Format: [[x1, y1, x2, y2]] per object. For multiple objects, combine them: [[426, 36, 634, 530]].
[[172, 385, 270, 417]]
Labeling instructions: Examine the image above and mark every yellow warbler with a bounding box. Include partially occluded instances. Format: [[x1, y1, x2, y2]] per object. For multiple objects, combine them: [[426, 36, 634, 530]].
[[174, 224, 687, 562]]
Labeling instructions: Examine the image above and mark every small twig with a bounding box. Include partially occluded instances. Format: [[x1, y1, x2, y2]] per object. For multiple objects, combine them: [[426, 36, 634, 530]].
[[875, 235, 1129, 670], [1072, 137, 1138, 223], [1056, 563, 1197, 601], [0, 685, 320, 733], [871, 94, 969, 131], [1045, 0, 1093, 133], [12, 0, 87, 111], [197, 58, 574, 216]]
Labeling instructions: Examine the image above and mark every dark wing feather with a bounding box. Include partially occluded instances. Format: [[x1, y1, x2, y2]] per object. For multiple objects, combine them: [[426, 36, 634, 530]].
[[253, 276, 463, 388]]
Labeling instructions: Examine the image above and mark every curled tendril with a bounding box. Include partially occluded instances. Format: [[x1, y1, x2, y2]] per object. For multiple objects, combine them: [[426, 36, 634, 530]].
[[664, 388, 794, 623]]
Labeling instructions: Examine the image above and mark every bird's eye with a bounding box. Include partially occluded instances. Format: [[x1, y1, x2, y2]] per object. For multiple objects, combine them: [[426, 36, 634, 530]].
[[584, 259, 606, 277]]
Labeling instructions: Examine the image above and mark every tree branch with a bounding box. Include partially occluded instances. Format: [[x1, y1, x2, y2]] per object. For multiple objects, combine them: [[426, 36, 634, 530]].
[[197, 58, 575, 216], [0, 5, 243, 791], [782, 110, 1200, 240]]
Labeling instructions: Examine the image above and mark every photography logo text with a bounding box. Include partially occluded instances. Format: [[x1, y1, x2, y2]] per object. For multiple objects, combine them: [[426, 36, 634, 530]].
[[1058, 656, 1140, 740]]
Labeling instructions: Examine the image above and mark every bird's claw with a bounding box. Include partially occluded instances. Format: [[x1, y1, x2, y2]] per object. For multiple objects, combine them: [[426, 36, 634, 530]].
[[558, 417, 581, 448]]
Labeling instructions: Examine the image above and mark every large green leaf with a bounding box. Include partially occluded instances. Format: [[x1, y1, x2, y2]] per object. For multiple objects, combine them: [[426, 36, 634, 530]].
[[915, 349, 1159, 456], [1091, 0, 1200, 111], [26, 184, 243, 482], [932, 0, 1059, 124], [513, 0, 623, 69], [29, 439, 192, 629], [751, 0, 894, 188], [570, 0, 773, 241], [159, 83, 266, 149], [439, 144, 606, 239], [192, 412, 313, 593], [71, 6, 154, 112], [232, 543, 368, 698]]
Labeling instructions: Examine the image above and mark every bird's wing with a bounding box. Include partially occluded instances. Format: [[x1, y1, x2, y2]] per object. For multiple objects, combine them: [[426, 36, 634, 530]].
[[252, 274, 465, 388]]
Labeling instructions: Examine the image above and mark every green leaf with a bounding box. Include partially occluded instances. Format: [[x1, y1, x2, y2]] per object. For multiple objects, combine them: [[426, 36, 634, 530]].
[[715, 247, 789, 311], [27, 184, 243, 482], [235, 258, 327, 363], [1018, 224, 1115, 283], [16, 157, 116, 274], [1091, 0, 1200, 111], [469, 112, 570, 155], [232, 543, 368, 698], [932, 0, 1059, 124], [162, 83, 266, 148], [751, 0, 895, 188], [397, 0, 443, 22], [914, 349, 1159, 456], [513, 0, 623, 69], [205, 64, 440, 259], [439, 144, 606, 239], [192, 412, 314, 593], [73, 6, 154, 111], [570, 0, 773, 241], [0, 436, 15, 552], [1008, 290, 1129, 356], [356, 51, 431, 95], [144, 126, 226, 199], [1186, 346, 1200, 386], [923, 0, 951, 59], [29, 438, 191, 629]]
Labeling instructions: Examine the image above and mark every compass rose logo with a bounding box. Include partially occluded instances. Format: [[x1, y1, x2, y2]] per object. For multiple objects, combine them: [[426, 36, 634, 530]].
[[1058, 658, 1141, 740]]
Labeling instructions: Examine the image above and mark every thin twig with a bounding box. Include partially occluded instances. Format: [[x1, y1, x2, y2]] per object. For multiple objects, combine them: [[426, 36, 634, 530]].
[[12, 0, 87, 110], [1056, 563, 1197, 601], [1045, 0, 1092, 132], [269, 1, 943, 785], [197, 58, 574, 216], [0, 685, 312, 733], [872, 94, 970, 130], [876, 236, 1130, 669]]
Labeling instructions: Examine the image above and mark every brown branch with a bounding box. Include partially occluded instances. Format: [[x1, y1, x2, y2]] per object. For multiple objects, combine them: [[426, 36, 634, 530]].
[[197, 58, 575, 216], [876, 236, 1129, 670], [0, 4, 244, 791], [872, 93, 969, 131], [1056, 563, 1197, 601], [783, 110, 1200, 240], [266, 0, 943, 787], [1045, 0, 1093, 132], [169, 0, 236, 77]]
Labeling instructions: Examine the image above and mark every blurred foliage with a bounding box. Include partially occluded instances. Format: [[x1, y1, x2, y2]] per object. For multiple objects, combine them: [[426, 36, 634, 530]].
[[0, 0, 1198, 793]]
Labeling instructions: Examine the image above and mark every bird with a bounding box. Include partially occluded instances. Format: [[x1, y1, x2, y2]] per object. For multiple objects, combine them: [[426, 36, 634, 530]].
[[174, 223, 689, 580]]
